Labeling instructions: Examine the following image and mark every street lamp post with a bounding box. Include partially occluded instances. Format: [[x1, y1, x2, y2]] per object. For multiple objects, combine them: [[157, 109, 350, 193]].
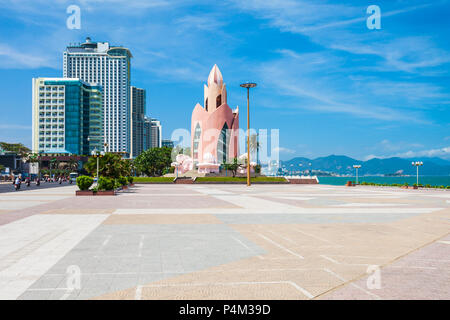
[[91, 149, 104, 183], [411, 161, 423, 186], [240, 82, 257, 187], [353, 165, 361, 185]]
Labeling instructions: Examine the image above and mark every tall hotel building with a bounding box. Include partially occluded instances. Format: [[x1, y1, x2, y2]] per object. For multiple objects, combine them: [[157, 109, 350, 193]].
[[32, 78, 103, 155], [63, 37, 132, 154]]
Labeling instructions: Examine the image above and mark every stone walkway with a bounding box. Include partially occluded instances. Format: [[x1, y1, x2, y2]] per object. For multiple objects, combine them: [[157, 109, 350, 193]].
[[0, 184, 448, 299]]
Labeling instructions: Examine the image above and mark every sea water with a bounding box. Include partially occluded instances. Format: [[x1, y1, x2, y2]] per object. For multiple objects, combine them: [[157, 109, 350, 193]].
[[318, 176, 450, 187]]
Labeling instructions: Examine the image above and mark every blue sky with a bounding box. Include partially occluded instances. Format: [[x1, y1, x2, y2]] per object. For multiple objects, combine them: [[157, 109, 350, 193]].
[[0, 0, 449, 160]]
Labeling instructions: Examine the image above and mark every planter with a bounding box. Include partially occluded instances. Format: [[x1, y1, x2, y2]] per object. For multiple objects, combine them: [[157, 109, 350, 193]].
[[289, 178, 319, 185], [76, 190, 94, 196], [174, 177, 193, 184], [122, 185, 128, 190], [95, 190, 115, 196]]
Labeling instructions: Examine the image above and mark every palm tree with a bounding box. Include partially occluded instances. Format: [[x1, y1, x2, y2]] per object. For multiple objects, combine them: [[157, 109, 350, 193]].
[[249, 134, 259, 162], [68, 156, 78, 172], [84, 152, 130, 179], [50, 158, 57, 179]]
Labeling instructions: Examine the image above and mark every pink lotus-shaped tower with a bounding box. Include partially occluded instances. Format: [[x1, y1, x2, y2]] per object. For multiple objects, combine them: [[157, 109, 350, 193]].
[[191, 65, 239, 171]]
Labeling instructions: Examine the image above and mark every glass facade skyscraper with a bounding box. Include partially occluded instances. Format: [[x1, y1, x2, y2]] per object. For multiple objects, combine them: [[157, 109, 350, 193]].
[[63, 37, 132, 154], [130, 86, 146, 158], [32, 78, 103, 155]]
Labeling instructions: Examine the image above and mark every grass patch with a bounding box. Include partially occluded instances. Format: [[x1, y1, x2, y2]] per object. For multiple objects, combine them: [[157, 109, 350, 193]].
[[195, 176, 287, 183], [134, 177, 174, 183]]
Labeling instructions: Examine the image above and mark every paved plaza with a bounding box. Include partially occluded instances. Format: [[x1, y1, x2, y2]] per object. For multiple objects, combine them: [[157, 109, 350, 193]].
[[0, 181, 72, 194], [0, 184, 449, 300]]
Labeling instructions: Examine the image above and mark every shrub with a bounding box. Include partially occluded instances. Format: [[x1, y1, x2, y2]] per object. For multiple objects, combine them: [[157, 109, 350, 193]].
[[133, 177, 175, 183], [127, 176, 134, 184], [98, 177, 114, 191], [84, 152, 132, 179], [134, 147, 172, 177], [76, 175, 93, 191], [118, 176, 128, 186]]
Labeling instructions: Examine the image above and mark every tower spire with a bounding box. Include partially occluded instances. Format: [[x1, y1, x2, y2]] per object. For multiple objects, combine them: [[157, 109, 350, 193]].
[[207, 64, 223, 87]]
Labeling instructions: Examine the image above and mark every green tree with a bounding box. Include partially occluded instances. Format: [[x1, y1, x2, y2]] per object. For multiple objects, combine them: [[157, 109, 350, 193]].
[[249, 134, 259, 154], [84, 152, 130, 179], [222, 157, 240, 177], [68, 156, 78, 172], [49, 158, 58, 177], [134, 147, 172, 177], [183, 147, 191, 156], [0, 142, 31, 155], [0, 164, 5, 172]]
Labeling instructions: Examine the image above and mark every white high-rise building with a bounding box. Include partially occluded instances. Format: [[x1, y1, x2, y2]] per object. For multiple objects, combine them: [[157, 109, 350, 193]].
[[150, 118, 162, 148], [63, 37, 132, 154], [143, 117, 162, 149]]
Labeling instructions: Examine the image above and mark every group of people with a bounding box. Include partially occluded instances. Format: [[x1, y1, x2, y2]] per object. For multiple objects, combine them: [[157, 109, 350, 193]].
[[12, 175, 72, 191]]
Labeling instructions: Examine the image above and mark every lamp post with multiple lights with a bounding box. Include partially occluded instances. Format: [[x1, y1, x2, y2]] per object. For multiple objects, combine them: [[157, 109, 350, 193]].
[[240, 82, 257, 187], [353, 165, 361, 185], [411, 161, 423, 186], [91, 148, 105, 183]]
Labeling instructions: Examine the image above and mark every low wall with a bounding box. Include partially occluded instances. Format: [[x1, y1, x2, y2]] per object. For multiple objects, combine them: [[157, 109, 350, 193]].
[[288, 178, 319, 184], [174, 178, 193, 184], [194, 181, 289, 184]]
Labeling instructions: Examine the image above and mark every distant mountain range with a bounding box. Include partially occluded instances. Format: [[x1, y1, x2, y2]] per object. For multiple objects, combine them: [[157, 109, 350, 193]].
[[281, 155, 450, 176]]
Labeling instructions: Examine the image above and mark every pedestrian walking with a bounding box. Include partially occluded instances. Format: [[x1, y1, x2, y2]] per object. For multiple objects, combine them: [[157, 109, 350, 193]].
[[14, 176, 21, 191]]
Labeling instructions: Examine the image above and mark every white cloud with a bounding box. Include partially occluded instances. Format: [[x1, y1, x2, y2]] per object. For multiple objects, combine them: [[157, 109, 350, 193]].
[[231, 0, 450, 74], [365, 146, 450, 160], [363, 154, 378, 161], [273, 146, 296, 154], [0, 44, 55, 69], [378, 139, 424, 152], [257, 49, 430, 122], [0, 124, 32, 130], [393, 147, 450, 159]]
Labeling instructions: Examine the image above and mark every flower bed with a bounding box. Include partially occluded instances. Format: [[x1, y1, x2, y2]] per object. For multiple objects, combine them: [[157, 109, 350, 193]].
[[76, 190, 94, 196]]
